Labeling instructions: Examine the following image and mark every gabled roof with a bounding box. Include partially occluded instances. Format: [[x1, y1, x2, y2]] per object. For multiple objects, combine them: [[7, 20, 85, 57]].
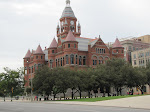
[[65, 31, 76, 42], [49, 38, 57, 48], [112, 38, 123, 48], [24, 49, 31, 58], [34, 45, 44, 54]]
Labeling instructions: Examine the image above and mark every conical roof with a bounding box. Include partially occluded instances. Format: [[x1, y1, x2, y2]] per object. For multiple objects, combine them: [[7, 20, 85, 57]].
[[24, 50, 31, 58], [112, 38, 123, 48], [61, 0, 76, 19], [35, 45, 44, 54], [65, 31, 76, 42], [49, 38, 57, 48]]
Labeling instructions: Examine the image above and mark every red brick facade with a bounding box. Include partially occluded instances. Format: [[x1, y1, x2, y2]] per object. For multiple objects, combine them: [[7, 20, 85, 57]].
[[23, 0, 124, 87]]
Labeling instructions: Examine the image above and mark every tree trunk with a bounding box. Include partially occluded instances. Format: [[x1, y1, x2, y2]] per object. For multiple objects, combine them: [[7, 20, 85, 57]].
[[140, 89, 144, 95], [119, 88, 122, 96], [88, 91, 91, 98], [107, 87, 110, 97], [53, 94, 56, 101], [117, 88, 119, 96], [79, 91, 82, 99], [63, 92, 66, 100], [71, 88, 74, 99], [103, 92, 105, 97]]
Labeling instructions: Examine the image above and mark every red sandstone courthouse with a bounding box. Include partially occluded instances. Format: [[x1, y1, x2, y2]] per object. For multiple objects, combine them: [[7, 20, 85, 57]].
[[23, 0, 124, 87]]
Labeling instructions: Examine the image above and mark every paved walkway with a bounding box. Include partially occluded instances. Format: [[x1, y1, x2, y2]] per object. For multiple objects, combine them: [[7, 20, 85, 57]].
[[45, 95, 150, 110]]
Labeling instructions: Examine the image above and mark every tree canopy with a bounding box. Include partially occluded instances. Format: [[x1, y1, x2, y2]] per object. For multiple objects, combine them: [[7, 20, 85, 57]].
[[0, 67, 24, 96], [32, 58, 150, 99]]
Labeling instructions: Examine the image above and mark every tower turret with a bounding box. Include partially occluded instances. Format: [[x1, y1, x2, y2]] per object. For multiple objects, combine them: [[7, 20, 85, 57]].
[[48, 38, 58, 68], [33, 45, 45, 69], [63, 31, 78, 65], [112, 38, 124, 58], [23, 49, 31, 87], [57, 0, 81, 38]]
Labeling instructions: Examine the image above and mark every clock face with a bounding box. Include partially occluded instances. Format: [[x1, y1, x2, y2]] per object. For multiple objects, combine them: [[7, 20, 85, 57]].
[[70, 21, 74, 25]]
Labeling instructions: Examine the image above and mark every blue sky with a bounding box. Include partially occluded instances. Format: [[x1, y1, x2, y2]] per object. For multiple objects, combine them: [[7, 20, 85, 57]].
[[0, 0, 150, 72]]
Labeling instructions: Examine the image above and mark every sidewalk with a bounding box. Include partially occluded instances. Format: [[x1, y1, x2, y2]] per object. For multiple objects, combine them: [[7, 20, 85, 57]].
[[1, 95, 150, 110], [44, 95, 150, 110]]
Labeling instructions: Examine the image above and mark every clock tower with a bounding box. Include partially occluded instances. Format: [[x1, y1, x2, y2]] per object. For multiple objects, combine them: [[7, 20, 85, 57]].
[[57, 0, 81, 39]]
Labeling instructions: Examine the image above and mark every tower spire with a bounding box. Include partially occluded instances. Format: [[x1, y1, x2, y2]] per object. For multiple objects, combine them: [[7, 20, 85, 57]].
[[66, 0, 70, 7]]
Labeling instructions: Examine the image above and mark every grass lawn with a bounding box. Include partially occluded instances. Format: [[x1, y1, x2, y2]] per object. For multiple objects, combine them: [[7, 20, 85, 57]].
[[60, 95, 145, 102]]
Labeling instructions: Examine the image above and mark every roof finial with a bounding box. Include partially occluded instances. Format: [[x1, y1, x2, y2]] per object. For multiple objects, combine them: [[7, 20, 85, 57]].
[[99, 35, 101, 39], [66, 0, 70, 7]]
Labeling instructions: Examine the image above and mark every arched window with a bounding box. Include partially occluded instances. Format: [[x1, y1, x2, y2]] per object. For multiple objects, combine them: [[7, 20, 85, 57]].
[[99, 60, 101, 64], [61, 58, 62, 66], [100, 49, 101, 53], [76, 55, 78, 64], [38, 64, 41, 69], [102, 49, 103, 54], [25, 67, 27, 75], [34, 64, 36, 71], [66, 55, 69, 64], [68, 44, 70, 48], [63, 57, 64, 65], [93, 60, 95, 65], [50, 60, 53, 69], [116, 50, 118, 53], [70, 54, 74, 64], [83, 56, 86, 65], [56, 59, 57, 67], [58, 59, 60, 66], [29, 67, 30, 73], [95, 60, 97, 65], [79, 56, 82, 65]]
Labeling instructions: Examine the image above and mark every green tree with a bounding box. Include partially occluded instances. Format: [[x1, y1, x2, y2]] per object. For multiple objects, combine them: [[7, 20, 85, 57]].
[[0, 67, 24, 97], [84, 68, 97, 98], [146, 62, 150, 85], [105, 58, 127, 95], [95, 64, 111, 97], [134, 67, 147, 94], [53, 67, 71, 99], [33, 66, 54, 96]]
